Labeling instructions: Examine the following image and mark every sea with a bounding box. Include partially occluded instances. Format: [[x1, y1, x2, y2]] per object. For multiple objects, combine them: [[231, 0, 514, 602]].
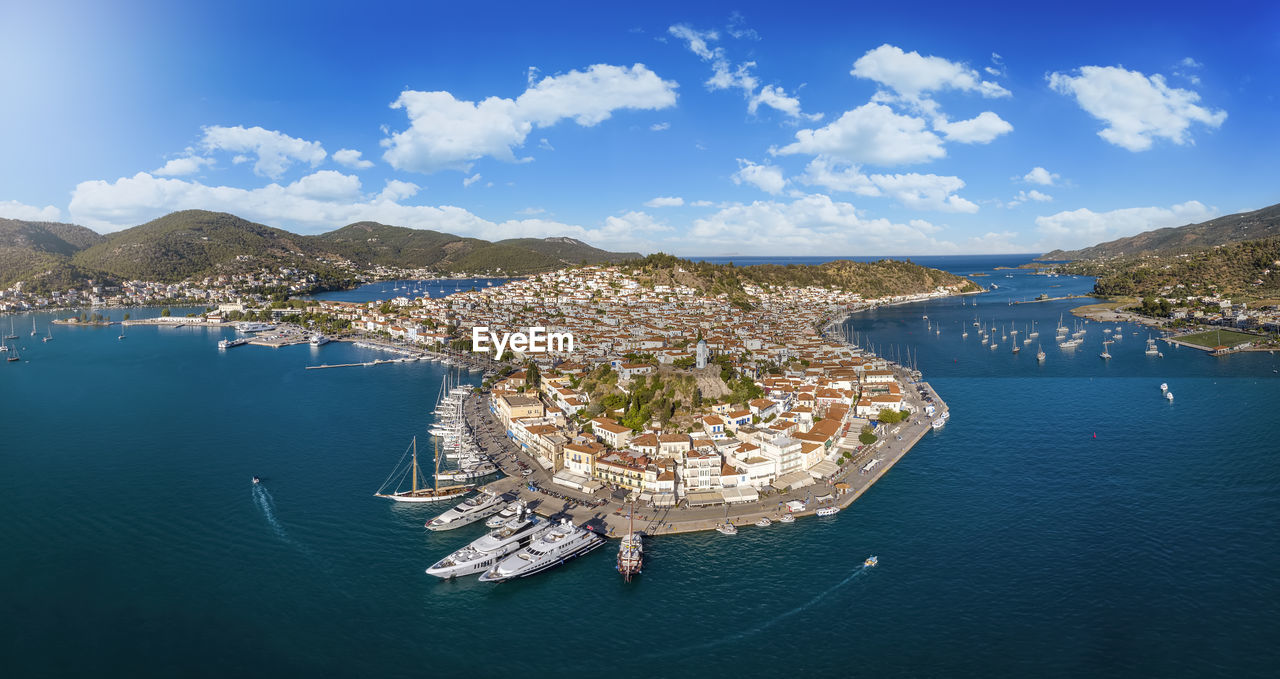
[[2, 255, 1277, 678]]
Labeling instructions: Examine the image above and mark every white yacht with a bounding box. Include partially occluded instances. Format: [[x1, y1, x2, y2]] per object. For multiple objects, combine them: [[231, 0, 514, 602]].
[[816, 506, 840, 517], [217, 338, 248, 350], [478, 519, 605, 582], [426, 512, 554, 578], [309, 334, 330, 346], [485, 502, 525, 528], [426, 490, 505, 531], [435, 461, 499, 484]]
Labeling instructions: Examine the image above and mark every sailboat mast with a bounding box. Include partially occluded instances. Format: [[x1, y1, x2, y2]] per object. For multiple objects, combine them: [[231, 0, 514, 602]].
[[411, 437, 419, 493]]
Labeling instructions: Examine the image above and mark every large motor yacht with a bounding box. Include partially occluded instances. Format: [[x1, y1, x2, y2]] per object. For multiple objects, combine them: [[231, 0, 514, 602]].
[[425, 490, 505, 531], [426, 510, 553, 578], [478, 519, 605, 582]]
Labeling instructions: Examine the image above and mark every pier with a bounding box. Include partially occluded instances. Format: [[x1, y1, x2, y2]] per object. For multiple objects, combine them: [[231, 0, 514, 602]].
[[1010, 294, 1090, 305]]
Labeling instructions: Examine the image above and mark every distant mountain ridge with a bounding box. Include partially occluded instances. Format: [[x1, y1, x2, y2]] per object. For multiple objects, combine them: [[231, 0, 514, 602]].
[[0, 210, 640, 290], [1039, 202, 1280, 261]]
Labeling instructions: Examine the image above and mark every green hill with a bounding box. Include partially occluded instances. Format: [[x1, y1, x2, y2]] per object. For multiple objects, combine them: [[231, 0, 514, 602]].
[[627, 253, 977, 310], [0, 218, 106, 289], [72, 210, 315, 281], [1040, 202, 1280, 261], [5, 210, 640, 288], [496, 237, 639, 265], [1086, 236, 1280, 298]]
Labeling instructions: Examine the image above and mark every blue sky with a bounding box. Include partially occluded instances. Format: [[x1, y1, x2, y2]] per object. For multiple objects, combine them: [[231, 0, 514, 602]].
[[1, 0, 1276, 255]]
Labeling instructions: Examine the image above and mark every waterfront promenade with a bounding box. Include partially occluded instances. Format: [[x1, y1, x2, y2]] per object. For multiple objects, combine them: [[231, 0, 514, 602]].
[[467, 371, 945, 539]]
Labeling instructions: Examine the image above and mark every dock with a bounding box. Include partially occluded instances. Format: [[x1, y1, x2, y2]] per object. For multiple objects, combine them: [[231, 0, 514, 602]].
[[1010, 294, 1090, 305]]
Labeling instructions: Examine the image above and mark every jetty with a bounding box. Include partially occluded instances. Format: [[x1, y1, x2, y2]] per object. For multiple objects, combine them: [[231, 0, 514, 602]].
[[1010, 294, 1090, 305]]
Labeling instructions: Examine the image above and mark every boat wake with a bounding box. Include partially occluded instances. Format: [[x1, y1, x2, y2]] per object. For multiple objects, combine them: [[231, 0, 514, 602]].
[[648, 563, 872, 656], [252, 484, 294, 545]]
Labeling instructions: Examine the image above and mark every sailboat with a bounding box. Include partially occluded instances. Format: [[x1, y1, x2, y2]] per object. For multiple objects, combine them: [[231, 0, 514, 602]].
[[374, 436, 471, 503], [1100, 340, 1112, 360], [43, 325, 52, 343], [5, 340, 19, 362], [1037, 344, 1046, 362], [617, 501, 643, 582], [30, 317, 38, 336], [3, 318, 16, 340], [118, 322, 126, 341]]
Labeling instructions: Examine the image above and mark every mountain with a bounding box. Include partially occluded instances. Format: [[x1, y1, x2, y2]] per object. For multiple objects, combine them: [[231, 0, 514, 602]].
[[1085, 236, 1280, 298], [496, 237, 639, 265], [72, 210, 316, 281], [0, 218, 106, 289], [3, 210, 640, 288], [1040, 202, 1280, 261]]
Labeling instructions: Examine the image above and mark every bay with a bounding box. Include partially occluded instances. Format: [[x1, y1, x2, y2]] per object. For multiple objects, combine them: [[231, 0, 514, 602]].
[[1, 261, 1277, 677]]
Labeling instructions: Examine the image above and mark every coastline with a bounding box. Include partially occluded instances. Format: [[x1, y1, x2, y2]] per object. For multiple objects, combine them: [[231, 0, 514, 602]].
[[468, 296, 946, 539]]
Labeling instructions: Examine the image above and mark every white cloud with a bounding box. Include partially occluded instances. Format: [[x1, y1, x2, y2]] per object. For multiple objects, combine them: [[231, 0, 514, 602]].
[[726, 11, 759, 40], [285, 171, 363, 201], [516, 207, 546, 216], [0, 199, 61, 222], [932, 111, 1013, 144], [748, 85, 823, 121], [333, 148, 374, 169], [668, 23, 820, 121], [690, 200, 717, 207], [867, 173, 979, 213], [1048, 65, 1226, 151], [1033, 200, 1216, 251], [153, 154, 213, 177], [64, 171, 663, 251], [668, 24, 718, 60], [645, 196, 684, 208], [1023, 166, 1059, 186], [799, 157, 976, 212], [538, 138, 555, 150], [851, 44, 1010, 101], [463, 173, 482, 187], [200, 125, 327, 179], [1179, 57, 1203, 69], [732, 159, 787, 195], [650, 122, 671, 131], [1007, 189, 1053, 207], [685, 193, 974, 254], [378, 180, 420, 202], [381, 63, 677, 174], [800, 157, 879, 196], [775, 102, 945, 166]]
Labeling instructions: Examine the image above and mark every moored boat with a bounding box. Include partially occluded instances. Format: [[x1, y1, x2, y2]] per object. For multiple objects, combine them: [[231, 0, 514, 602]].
[[426, 489, 505, 531], [478, 519, 605, 582], [374, 437, 471, 503], [779, 513, 795, 523], [754, 517, 772, 527], [816, 506, 840, 517], [426, 509, 553, 578]]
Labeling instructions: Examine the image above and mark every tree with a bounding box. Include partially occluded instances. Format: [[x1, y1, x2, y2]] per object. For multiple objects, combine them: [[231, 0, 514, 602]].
[[161, 308, 171, 317], [877, 408, 902, 424], [122, 312, 130, 321], [859, 432, 878, 445], [525, 361, 541, 390], [692, 388, 703, 408]]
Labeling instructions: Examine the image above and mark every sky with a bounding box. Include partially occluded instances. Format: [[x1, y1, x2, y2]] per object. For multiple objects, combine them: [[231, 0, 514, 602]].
[[1, 0, 1277, 256]]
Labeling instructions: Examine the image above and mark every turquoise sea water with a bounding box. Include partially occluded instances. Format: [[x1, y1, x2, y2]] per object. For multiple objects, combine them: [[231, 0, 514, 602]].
[[2, 262, 1278, 677]]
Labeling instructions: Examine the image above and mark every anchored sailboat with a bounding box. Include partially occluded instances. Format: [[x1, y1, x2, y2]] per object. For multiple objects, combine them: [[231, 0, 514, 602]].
[[374, 436, 470, 503]]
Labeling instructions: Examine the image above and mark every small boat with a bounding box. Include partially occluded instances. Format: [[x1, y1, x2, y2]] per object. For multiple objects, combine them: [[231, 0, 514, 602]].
[[1166, 391, 1174, 402], [816, 507, 840, 517], [716, 523, 738, 535], [755, 517, 772, 527], [779, 513, 795, 524], [252, 476, 261, 484], [864, 555, 878, 567], [1160, 382, 1168, 393], [932, 418, 945, 429]]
